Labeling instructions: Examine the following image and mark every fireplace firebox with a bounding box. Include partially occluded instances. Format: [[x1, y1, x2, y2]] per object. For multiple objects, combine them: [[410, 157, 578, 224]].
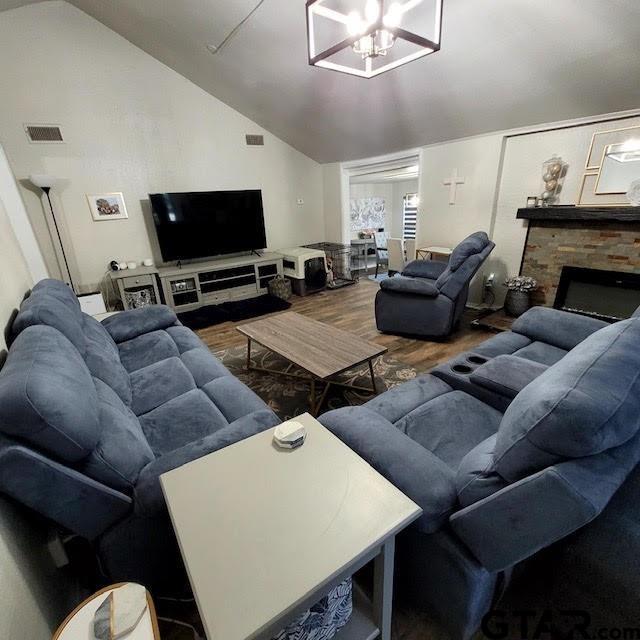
[[554, 267, 640, 322]]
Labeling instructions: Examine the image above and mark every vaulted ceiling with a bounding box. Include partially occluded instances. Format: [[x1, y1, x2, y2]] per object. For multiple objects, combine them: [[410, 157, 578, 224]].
[[2, 0, 640, 162]]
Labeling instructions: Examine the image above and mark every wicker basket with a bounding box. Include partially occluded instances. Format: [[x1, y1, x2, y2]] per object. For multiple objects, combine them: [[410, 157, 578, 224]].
[[267, 275, 292, 301]]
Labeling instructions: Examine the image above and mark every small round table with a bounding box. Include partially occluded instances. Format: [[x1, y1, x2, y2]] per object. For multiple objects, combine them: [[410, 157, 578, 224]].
[[52, 583, 160, 640]]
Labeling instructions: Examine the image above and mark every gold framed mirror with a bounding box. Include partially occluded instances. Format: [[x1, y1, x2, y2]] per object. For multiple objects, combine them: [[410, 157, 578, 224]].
[[578, 125, 640, 206]]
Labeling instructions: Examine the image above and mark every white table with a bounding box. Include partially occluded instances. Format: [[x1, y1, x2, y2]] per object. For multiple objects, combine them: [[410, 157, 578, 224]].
[[161, 413, 422, 640]]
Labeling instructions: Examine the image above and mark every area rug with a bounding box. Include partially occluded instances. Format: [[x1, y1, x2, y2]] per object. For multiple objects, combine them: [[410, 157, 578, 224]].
[[178, 295, 291, 330], [214, 344, 418, 420]]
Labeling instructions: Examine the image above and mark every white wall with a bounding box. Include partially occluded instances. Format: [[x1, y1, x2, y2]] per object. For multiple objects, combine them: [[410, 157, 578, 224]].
[[0, 195, 70, 638], [0, 1, 324, 291]]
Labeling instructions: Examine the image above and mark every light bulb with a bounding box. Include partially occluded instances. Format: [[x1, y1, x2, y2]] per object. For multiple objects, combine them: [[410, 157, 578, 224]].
[[364, 0, 380, 24], [383, 2, 402, 28], [347, 10, 364, 35], [379, 29, 394, 50]]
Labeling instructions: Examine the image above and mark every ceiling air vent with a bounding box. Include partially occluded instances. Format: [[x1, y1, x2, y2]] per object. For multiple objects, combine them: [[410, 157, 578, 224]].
[[24, 124, 64, 143], [245, 134, 264, 147]]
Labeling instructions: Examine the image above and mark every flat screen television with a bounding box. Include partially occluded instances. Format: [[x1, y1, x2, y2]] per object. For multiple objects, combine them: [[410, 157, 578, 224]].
[[149, 190, 267, 262]]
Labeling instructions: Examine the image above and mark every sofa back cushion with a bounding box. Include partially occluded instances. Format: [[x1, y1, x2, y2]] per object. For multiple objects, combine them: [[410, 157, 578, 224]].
[[435, 233, 494, 300], [448, 231, 491, 272], [13, 291, 85, 352], [494, 317, 640, 482], [0, 326, 100, 462], [12, 281, 133, 406], [81, 315, 132, 405], [31, 278, 81, 310]]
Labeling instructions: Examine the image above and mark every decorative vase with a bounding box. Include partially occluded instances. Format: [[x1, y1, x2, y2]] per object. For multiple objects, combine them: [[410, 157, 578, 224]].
[[504, 289, 530, 317]]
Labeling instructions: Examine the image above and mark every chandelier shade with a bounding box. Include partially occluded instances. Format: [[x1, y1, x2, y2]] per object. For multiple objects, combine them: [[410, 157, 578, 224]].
[[306, 0, 443, 78]]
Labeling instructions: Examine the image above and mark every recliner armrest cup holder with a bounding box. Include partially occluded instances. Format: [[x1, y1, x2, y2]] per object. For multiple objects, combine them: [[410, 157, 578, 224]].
[[432, 352, 512, 412], [450, 355, 489, 375], [452, 364, 474, 375]]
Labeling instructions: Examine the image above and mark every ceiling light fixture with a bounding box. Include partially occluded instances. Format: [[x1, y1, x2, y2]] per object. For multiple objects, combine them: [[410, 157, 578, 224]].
[[306, 0, 443, 78]]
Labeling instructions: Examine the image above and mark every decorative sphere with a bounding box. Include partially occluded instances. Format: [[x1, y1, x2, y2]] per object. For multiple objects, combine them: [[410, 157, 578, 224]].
[[543, 172, 553, 182], [545, 179, 558, 191], [550, 163, 562, 176], [541, 191, 553, 200]]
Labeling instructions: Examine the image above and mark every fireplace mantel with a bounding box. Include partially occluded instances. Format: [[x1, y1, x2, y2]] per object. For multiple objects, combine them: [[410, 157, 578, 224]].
[[517, 205, 640, 223]]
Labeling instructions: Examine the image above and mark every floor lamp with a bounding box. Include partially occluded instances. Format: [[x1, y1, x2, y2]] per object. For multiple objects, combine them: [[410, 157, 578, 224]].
[[28, 174, 76, 292]]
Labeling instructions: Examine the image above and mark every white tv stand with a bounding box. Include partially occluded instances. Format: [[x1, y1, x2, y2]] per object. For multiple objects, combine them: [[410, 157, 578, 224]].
[[157, 252, 283, 312]]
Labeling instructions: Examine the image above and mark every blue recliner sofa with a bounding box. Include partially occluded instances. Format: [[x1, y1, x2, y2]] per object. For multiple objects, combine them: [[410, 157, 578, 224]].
[[320, 306, 640, 638], [375, 231, 495, 338], [0, 279, 280, 590]]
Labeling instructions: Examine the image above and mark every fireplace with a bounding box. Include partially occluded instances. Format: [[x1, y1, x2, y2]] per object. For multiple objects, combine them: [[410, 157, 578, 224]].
[[517, 206, 640, 310], [554, 266, 640, 322]]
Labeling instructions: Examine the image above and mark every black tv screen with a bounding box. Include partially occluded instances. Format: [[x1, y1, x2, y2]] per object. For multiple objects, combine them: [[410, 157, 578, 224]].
[[149, 190, 267, 262]]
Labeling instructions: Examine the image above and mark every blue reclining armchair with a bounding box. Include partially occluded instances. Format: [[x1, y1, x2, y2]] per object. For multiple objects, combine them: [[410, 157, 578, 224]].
[[375, 231, 495, 338]]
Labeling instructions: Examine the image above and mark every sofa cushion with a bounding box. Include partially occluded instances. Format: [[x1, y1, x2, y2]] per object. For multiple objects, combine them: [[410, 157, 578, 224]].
[[470, 355, 548, 399], [180, 348, 231, 387], [366, 374, 452, 424], [379, 276, 439, 297], [31, 278, 80, 310], [130, 357, 196, 416], [117, 330, 180, 372], [448, 232, 490, 272], [395, 391, 502, 469], [473, 331, 532, 358], [402, 260, 448, 280], [0, 326, 99, 462], [82, 315, 132, 405], [81, 379, 154, 491], [102, 306, 177, 343], [165, 325, 208, 353], [512, 341, 567, 366], [512, 306, 608, 352], [13, 291, 85, 352], [139, 389, 228, 456], [494, 318, 640, 482], [202, 376, 270, 423]]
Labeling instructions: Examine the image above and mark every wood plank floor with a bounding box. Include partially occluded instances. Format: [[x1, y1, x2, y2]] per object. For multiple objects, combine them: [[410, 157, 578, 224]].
[[196, 278, 494, 374]]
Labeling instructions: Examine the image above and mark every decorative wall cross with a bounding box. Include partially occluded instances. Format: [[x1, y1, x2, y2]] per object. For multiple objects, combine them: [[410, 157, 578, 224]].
[[443, 168, 465, 205]]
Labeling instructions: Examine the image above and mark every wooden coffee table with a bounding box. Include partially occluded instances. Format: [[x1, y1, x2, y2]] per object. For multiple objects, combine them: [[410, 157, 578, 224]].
[[237, 312, 387, 415]]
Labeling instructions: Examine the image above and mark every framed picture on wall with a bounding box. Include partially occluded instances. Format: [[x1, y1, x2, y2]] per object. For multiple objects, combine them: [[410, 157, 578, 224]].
[[87, 192, 128, 221]]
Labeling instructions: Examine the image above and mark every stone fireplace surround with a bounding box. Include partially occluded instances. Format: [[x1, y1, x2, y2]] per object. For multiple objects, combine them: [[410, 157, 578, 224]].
[[517, 206, 640, 308]]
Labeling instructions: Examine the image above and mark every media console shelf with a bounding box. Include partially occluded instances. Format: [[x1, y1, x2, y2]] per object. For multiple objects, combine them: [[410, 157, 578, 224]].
[[158, 252, 283, 312]]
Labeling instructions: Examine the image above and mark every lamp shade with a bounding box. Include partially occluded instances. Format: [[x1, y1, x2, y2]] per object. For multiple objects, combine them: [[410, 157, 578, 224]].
[[29, 174, 58, 189]]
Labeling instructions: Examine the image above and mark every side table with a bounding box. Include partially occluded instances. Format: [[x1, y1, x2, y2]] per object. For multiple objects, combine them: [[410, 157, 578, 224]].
[[52, 583, 160, 640]]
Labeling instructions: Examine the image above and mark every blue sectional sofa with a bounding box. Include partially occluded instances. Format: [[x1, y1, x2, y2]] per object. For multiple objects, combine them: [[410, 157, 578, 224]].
[[320, 305, 640, 638], [0, 279, 280, 589]]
